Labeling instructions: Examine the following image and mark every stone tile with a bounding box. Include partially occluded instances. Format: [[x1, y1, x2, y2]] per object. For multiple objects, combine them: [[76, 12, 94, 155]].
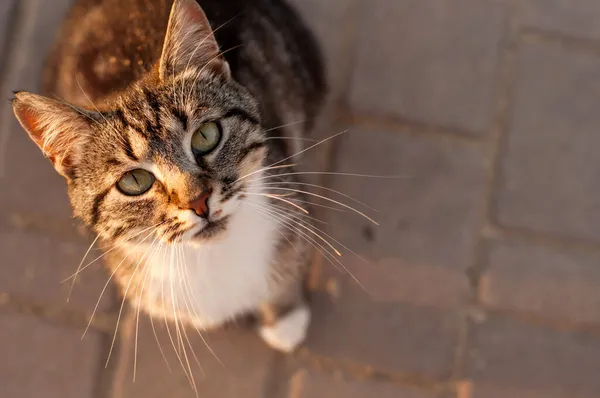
[[0, 312, 100, 398], [0, 227, 114, 312], [283, 1, 361, 190], [0, 0, 74, 219], [495, 43, 600, 241], [288, 369, 437, 398], [480, 239, 600, 325], [303, 128, 483, 377], [349, 0, 507, 133], [468, 315, 600, 398], [307, 289, 458, 379], [118, 315, 275, 398], [0, 0, 17, 61], [316, 128, 482, 306], [287, 0, 363, 99], [522, 0, 600, 40]]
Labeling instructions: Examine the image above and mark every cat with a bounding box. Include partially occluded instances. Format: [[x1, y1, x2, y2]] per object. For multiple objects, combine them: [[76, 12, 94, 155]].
[[12, 0, 326, 353]]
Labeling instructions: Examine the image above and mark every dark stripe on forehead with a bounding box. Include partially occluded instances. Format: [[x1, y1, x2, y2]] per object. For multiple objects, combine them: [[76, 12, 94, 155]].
[[144, 119, 161, 139], [123, 135, 139, 161], [106, 158, 120, 166], [113, 108, 127, 125], [121, 105, 151, 139], [143, 88, 161, 116], [91, 188, 111, 225], [143, 88, 163, 135], [144, 90, 160, 129], [115, 107, 151, 141], [223, 108, 260, 125]]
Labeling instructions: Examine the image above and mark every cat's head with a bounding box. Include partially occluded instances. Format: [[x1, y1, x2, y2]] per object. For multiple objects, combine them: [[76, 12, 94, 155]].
[[12, 0, 266, 244]]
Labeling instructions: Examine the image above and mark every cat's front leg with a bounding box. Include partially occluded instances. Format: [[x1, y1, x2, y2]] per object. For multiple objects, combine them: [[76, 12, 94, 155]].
[[257, 287, 311, 353]]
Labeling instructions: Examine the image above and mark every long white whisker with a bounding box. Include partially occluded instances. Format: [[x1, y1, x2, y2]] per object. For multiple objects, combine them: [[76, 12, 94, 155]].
[[159, 240, 193, 385], [63, 223, 164, 283], [133, 237, 164, 381], [283, 197, 350, 213], [252, 205, 306, 257], [235, 163, 298, 184], [67, 234, 101, 302], [263, 118, 311, 133], [251, 204, 338, 259], [236, 130, 347, 184], [268, 202, 330, 225], [248, 171, 412, 181], [267, 129, 347, 168], [82, 226, 159, 339], [264, 136, 319, 142], [243, 192, 309, 214], [174, 244, 206, 377], [248, 203, 340, 256], [106, 234, 162, 368], [245, 187, 379, 225], [169, 246, 199, 395], [250, 205, 342, 273], [264, 204, 371, 266], [148, 262, 173, 373], [174, 241, 223, 368], [154, 239, 194, 385], [260, 181, 378, 212], [251, 204, 367, 291]]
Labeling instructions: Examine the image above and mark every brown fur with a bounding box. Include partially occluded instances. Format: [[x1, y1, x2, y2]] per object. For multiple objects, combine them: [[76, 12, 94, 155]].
[[12, 0, 326, 351]]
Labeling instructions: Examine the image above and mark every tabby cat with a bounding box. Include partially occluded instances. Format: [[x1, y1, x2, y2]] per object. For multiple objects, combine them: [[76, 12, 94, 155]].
[[12, 0, 326, 352]]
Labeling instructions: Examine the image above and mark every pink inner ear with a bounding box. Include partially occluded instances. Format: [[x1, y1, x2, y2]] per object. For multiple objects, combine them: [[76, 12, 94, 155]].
[[15, 104, 45, 147], [14, 102, 73, 169]]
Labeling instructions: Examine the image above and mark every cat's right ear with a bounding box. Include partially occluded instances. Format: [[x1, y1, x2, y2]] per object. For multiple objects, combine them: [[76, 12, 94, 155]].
[[12, 92, 97, 179], [159, 0, 230, 81]]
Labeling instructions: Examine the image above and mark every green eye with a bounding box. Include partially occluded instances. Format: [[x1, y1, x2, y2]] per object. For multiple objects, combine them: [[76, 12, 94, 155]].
[[191, 122, 221, 156], [117, 169, 155, 196]]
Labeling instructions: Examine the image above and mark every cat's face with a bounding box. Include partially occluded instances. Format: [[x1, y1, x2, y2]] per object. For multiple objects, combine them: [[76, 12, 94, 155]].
[[73, 75, 264, 244], [12, 0, 265, 244]]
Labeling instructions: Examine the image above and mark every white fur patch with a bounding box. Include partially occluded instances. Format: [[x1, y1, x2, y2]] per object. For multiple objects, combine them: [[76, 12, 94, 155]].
[[129, 191, 280, 329], [259, 306, 310, 353]]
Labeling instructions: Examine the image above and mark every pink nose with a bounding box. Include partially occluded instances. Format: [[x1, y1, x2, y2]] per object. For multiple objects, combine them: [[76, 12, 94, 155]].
[[186, 189, 212, 218]]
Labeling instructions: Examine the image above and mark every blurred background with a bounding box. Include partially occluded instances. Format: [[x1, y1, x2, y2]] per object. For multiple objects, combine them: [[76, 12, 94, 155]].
[[1, 0, 599, 397]]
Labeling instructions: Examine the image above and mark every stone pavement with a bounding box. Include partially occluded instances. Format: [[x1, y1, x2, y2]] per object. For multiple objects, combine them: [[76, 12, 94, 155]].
[[2, 0, 600, 397]]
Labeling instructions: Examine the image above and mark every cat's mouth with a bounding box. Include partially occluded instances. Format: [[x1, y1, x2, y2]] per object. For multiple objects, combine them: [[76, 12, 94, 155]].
[[192, 216, 229, 240]]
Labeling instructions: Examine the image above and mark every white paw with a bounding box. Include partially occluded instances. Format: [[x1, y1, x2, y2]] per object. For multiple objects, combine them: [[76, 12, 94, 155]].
[[259, 306, 310, 353]]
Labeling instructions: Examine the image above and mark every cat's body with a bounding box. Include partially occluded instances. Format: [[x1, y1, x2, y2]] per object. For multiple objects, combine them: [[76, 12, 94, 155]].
[[13, 0, 326, 352]]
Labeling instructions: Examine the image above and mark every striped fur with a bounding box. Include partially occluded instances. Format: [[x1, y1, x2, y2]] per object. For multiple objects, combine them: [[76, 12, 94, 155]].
[[12, 0, 325, 352]]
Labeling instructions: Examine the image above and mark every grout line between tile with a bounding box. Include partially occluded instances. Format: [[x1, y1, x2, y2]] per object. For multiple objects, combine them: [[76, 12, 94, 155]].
[[519, 26, 600, 56], [0, 291, 115, 333], [460, 0, 523, 384]]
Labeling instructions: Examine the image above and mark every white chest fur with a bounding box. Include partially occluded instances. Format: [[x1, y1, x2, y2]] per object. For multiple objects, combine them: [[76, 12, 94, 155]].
[[129, 196, 279, 329]]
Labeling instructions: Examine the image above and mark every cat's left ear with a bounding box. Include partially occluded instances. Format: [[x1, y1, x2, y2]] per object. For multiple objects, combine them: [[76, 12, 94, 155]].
[[159, 0, 230, 80], [12, 91, 98, 180]]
